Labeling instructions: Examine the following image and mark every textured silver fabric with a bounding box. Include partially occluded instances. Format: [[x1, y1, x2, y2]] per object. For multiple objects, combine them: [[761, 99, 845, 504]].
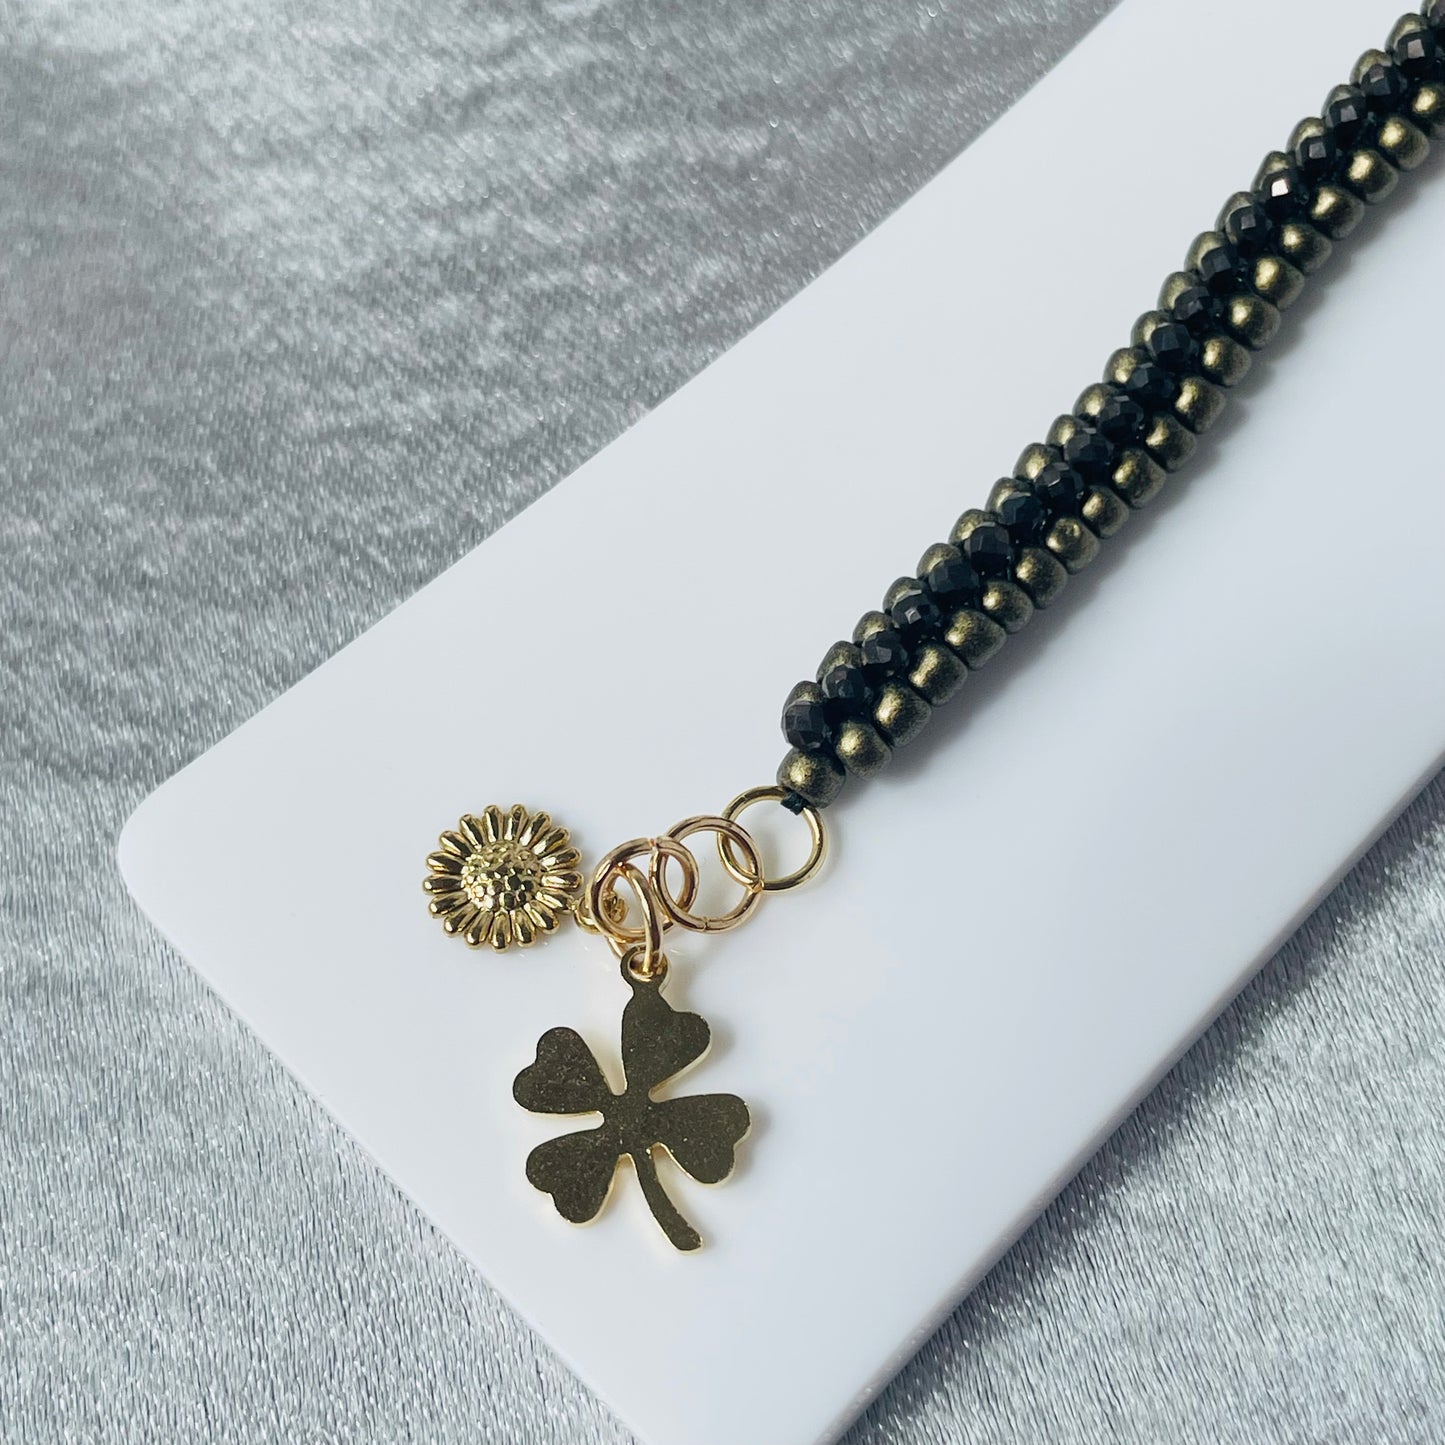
[[2, 2, 1443, 1442]]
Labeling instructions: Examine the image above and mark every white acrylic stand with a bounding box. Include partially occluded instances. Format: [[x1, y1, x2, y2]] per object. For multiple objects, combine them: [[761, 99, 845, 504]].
[[119, 1, 1445, 1442]]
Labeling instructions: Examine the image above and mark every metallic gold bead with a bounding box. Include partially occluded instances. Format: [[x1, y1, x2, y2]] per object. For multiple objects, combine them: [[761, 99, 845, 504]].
[[1045, 517, 1100, 574], [1013, 546, 1068, 608], [1251, 254, 1304, 310], [872, 679, 931, 746], [1014, 441, 1056, 482], [1044, 414, 1084, 452], [852, 608, 891, 646], [1342, 148, 1399, 203], [908, 640, 966, 705], [944, 607, 1007, 667], [948, 508, 994, 549], [980, 580, 1034, 633], [816, 639, 860, 681], [1350, 47, 1394, 84], [1184, 230, 1231, 278], [987, 476, 1030, 513], [1144, 412, 1195, 471], [1082, 485, 1129, 537], [1387, 14, 1426, 47], [834, 716, 891, 778], [1173, 375, 1226, 434], [1310, 182, 1365, 238], [881, 576, 917, 613], [1104, 346, 1141, 389], [1411, 82, 1445, 136], [1199, 334, 1251, 388], [1110, 448, 1166, 508], [777, 747, 845, 809], [1377, 114, 1430, 170], [1224, 293, 1280, 349], [1252, 150, 1291, 188], [1276, 220, 1332, 274], [916, 540, 961, 582], [1074, 383, 1114, 422], [1214, 189, 1258, 237]]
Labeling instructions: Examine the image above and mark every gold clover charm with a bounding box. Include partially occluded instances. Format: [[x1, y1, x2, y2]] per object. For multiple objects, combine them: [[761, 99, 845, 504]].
[[513, 964, 751, 1251], [423, 805, 582, 950]]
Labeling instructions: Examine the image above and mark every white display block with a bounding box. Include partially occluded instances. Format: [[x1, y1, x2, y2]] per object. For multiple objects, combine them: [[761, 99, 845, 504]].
[[119, 0, 1445, 1442]]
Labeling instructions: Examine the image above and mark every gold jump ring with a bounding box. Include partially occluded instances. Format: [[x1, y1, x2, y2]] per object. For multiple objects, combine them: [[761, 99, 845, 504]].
[[719, 784, 827, 893]]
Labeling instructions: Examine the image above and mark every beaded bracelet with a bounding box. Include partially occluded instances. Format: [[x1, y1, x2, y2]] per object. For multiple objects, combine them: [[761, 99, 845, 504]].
[[422, 6, 1445, 1252]]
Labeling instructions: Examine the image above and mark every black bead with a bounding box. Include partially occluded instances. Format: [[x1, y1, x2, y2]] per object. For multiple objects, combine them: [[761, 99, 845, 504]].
[[1294, 128, 1340, 183], [1427, 0, 1445, 33], [1394, 29, 1441, 80], [920, 545, 982, 605], [888, 581, 942, 641], [1121, 358, 1179, 407], [1256, 165, 1309, 221], [1093, 390, 1147, 443], [996, 491, 1051, 546], [1033, 462, 1087, 516], [1324, 88, 1373, 149], [783, 688, 833, 752], [960, 522, 1015, 578], [1222, 199, 1275, 257], [818, 659, 871, 717], [858, 627, 908, 681], [1196, 242, 1247, 295], [1171, 284, 1223, 335], [1358, 58, 1409, 114], [1146, 321, 1199, 373], [1061, 424, 1115, 478]]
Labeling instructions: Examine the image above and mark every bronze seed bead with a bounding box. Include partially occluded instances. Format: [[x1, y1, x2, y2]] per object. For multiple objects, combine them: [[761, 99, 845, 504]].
[[1225, 293, 1280, 349], [1377, 114, 1430, 169], [816, 638, 864, 682], [1045, 518, 1100, 574], [1198, 334, 1251, 388], [1074, 383, 1114, 423], [948, 508, 996, 549], [1082, 485, 1129, 537], [1103, 346, 1141, 389], [1411, 82, 1445, 135], [834, 717, 892, 778], [1342, 148, 1399, 203], [1173, 375, 1227, 434], [1014, 441, 1056, 481], [1013, 546, 1068, 608], [1250, 254, 1305, 309], [1129, 309, 1171, 353], [1144, 412, 1196, 471], [777, 747, 845, 809], [987, 476, 1031, 514], [1310, 182, 1367, 237], [1045, 414, 1089, 454], [1110, 448, 1166, 509], [980, 580, 1034, 632], [872, 679, 931, 746], [908, 641, 967, 706], [1276, 220, 1332, 273], [881, 576, 920, 614], [1184, 230, 1233, 280], [944, 608, 1007, 668]]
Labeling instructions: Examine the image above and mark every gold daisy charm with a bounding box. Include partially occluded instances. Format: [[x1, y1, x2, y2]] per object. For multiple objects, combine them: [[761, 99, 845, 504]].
[[424, 805, 583, 951]]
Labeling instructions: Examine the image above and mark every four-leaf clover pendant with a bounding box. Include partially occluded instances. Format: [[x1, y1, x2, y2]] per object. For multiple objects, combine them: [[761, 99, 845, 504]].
[[513, 961, 751, 1252]]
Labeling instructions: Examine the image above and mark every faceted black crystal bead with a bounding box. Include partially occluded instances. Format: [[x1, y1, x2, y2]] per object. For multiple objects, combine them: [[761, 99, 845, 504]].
[[1061, 424, 1115, 478], [960, 522, 1015, 578], [1121, 358, 1179, 407], [1394, 28, 1441, 79], [1222, 199, 1275, 257], [1196, 242, 1247, 295], [888, 581, 942, 641], [1033, 461, 1087, 516], [858, 626, 909, 681], [818, 657, 871, 718], [1256, 165, 1310, 221], [783, 686, 833, 752], [1094, 389, 1147, 443], [1294, 127, 1340, 183], [1427, 0, 1445, 33], [920, 545, 983, 605], [1357, 57, 1409, 114], [1146, 321, 1199, 373], [1171, 284, 1224, 335], [996, 490, 1051, 546], [1324, 88, 1374, 149]]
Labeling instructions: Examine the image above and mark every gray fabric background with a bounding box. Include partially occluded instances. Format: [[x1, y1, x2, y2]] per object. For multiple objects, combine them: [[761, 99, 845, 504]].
[[2, 1, 1442, 1442]]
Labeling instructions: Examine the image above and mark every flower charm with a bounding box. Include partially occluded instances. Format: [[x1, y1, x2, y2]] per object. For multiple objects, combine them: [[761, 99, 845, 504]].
[[513, 970, 751, 1251], [423, 805, 582, 951]]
